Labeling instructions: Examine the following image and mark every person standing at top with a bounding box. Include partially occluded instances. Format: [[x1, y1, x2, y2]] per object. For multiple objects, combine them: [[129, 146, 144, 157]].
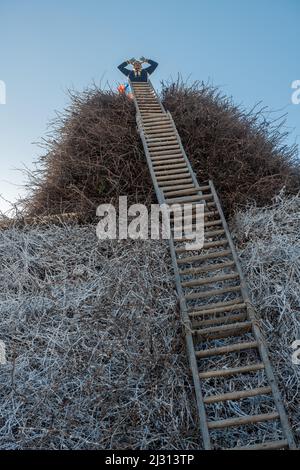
[[118, 57, 158, 82]]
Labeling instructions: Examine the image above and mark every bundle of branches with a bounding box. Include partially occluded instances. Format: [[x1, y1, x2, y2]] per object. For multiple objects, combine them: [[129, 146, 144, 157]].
[[21, 80, 299, 218]]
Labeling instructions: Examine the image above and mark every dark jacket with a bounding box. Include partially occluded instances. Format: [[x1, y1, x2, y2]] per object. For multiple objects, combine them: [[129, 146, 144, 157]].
[[117, 59, 158, 82]]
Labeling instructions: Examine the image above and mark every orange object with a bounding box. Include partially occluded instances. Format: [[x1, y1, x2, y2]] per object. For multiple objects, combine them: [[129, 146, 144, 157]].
[[118, 84, 126, 94]]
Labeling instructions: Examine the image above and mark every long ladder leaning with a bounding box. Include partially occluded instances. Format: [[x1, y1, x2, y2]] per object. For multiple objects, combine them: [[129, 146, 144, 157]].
[[129, 79, 296, 450]]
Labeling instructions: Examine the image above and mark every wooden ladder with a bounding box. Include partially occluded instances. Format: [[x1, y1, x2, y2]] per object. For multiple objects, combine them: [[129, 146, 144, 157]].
[[129, 79, 296, 450]]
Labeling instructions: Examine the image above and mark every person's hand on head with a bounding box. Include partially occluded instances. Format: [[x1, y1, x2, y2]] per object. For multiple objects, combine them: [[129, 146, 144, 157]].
[[127, 58, 136, 64], [140, 56, 147, 63]]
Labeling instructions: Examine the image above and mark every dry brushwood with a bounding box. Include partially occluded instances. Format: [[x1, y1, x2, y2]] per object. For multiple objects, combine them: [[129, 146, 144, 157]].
[[231, 191, 300, 443], [0, 194, 299, 449], [0, 226, 198, 450], [19, 80, 299, 218]]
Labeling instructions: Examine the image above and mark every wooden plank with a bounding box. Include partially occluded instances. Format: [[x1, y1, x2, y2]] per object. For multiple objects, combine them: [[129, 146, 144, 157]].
[[196, 341, 258, 358], [155, 168, 189, 176], [163, 187, 200, 196], [146, 136, 178, 143], [152, 158, 185, 165], [153, 163, 187, 170], [189, 301, 246, 317], [161, 184, 196, 192], [182, 272, 239, 288], [157, 176, 193, 183], [185, 285, 241, 301], [144, 125, 173, 132], [148, 142, 179, 148], [189, 298, 244, 313], [199, 363, 265, 379], [165, 194, 213, 204], [175, 240, 228, 253], [177, 249, 232, 265], [207, 412, 279, 430], [179, 260, 234, 276], [231, 440, 289, 450], [150, 149, 183, 156], [204, 386, 272, 404], [192, 321, 252, 340], [192, 311, 247, 328], [152, 155, 184, 162]]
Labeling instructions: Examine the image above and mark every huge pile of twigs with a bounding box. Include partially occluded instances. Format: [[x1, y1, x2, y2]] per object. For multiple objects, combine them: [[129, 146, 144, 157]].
[[232, 191, 300, 442], [21, 81, 299, 217], [0, 226, 198, 449], [0, 194, 299, 449]]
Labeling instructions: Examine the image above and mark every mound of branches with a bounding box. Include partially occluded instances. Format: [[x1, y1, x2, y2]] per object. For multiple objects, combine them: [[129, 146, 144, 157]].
[[162, 81, 299, 214], [0, 194, 299, 449], [22, 88, 153, 218], [21, 80, 299, 217], [232, 191, 300, 441], [0, 227, 198, 450]]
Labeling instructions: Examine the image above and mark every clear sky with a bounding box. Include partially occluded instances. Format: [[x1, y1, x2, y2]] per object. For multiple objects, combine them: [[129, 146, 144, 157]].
[[0, 0, 299, 213]]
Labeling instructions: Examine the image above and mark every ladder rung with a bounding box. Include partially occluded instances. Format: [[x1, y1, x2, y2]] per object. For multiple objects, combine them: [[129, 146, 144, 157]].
[[205, 219, 222, 227], [189, 301, 246, 317], [152, 157, 185, 165], [146, 129, 174, 135], [166, 194, 213, 204], [185, 285, 241, 301], [175, 240, 228, 253], [145, 126, 174, 133], [152, 146, 181, 153], [196, 340, 258, 358], [141, 111, 163, 115], [154, 163, 187, 171], [199, 363, 265, 379], [182, 272, 239, 287], [173, 211, 220, 224], [147, 137, 177, 143], [148, 141, 178, 148], [189, 297, 244, 314], [161, 184, 195, 192], [155, 168, 189, 176], [155, 165, 187, 173], [203, 386, 272, 404], [143, 121, 172, 127], [207, 412, 279, 430], [192, 321, 252, 339], [203, 229, 225, 237], [140, 106, 162, 110], [180, 260, 234, 276], [231, 440, 289, 450], [150, 148, 181, 156], [157, 176, 193, 183], [177, 249, 232, 265], [142, 115, 168, 121], [152, 155, 183, 162], [192, 311, 247, 328], [163, 187, 200, 196], [174, 219, 222, 234]]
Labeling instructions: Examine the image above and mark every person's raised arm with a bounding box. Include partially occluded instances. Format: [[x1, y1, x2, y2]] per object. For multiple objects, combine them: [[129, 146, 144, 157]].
[[143, 59, 158, 75], [117, 60, 132, 77]]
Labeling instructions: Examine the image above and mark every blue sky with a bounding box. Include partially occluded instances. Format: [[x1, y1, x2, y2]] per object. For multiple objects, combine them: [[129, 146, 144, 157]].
[[0, 0, 299, 213]]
